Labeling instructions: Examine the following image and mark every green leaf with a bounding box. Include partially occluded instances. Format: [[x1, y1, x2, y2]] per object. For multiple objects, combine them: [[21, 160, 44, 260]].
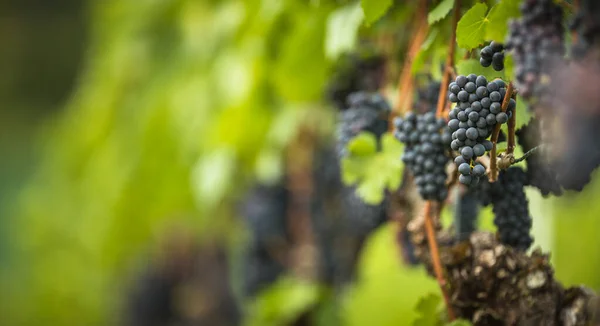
[[456, 3, 489, 49], [503, 54, 514, 81], [190, 148, 235, 207], [484, 0, 521, 41], [515, 95, 532, 131], [361, 0, 393, 25], [413, 293, 442, 326], [455, 58, 505, 80], [340, 133, 404, 205], [428, 0, 454, 25], [347, 132, 378, 157], [247, 277, 322, 326], [412, 28, 440, 74], [325, 2, 364, 59]]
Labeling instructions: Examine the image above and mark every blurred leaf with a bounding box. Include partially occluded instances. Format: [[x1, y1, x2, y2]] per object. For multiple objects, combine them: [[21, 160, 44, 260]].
[[456, 3, 489, 49], [412, 28, 440, 74], [361, 0, 393, 25], [325, 2, 364, 59], [341, 133, 404, 205], [504, 54, 514, 80], [254, 149, 283, 185], [515, 96, 532, 131], [428, 0, 454, 25], [413, 293, 442, 326], [191, 148, 236, 207], [246, 277, 322, 326], [347, 132, 378, 157], [484, 0, 521, 42]]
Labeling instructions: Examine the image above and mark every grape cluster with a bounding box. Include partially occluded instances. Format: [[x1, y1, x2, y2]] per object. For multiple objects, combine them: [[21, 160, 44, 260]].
[[325, 51, 385, 111], [394, 111, 452, 201], [337, 91, 391, 157], [516, 118, 562, 196], [491, 167, 533, 251], [505, 0, 564, 99], [447, 74, 515, 185], [479, 41, 505, 71]]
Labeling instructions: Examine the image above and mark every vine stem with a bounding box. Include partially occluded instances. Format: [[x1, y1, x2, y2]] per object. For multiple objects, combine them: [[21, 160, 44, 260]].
[[435, 0, 461, 119], [423, 201, 456, 321], [513, 145, 544, 164], [489, 82, 514, 182], [389, 0, 429, 132]]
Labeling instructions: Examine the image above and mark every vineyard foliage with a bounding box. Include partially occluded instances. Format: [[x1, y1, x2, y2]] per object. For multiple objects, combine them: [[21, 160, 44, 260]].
[[1, 0, 600, 325]]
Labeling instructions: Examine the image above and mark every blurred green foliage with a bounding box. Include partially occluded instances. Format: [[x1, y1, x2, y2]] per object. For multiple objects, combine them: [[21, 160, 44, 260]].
[[1, 0, 599, 325]]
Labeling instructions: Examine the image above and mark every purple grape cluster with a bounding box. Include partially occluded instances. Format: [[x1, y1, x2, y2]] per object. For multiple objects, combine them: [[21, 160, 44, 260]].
[[505, 0, 564, 99], [447, 74, 515, 185], [491, 167, 534, 251], [479, 41, 505, 71], [394, 111, 452, 201]]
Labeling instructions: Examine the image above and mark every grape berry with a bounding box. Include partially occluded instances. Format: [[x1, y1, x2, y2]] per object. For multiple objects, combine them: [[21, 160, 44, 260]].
[[479, 41, 505, 71]]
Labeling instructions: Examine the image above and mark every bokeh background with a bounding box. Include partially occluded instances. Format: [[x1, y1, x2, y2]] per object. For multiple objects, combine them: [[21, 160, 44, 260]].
[[0, 1, 599, 325]]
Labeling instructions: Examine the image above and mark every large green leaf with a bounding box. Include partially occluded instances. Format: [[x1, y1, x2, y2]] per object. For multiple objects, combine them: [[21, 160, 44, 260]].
[[361, 0, 393, 25], [484, 0, 521, 42], [428, 0, 454, 25], [456, 3, 489, 49]]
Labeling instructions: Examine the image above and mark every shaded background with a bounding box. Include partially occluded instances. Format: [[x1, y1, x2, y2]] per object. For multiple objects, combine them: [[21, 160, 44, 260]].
[[0, 1, 598, 325]]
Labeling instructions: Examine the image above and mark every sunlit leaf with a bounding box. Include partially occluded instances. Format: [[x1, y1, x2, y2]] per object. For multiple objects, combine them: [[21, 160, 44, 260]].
[[428, 0, 454, 25], [361, 0, 393, 25], [456, 3, 489, 49], [325, 2, 364, 59], [484, 0, 521, 42]]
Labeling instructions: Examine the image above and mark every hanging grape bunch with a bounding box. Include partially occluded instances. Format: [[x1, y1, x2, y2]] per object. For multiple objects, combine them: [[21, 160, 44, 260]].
[[447, 74, 515, 185], [394, 111, 452, 201], [479, 41, 505, 71], [505, 0, 564, 99], [491, 167, 534, 251]]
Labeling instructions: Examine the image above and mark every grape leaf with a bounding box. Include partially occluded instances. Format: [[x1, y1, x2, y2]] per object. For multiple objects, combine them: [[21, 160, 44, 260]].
[[247, 277, 322, 326], [515, 95, 532, 131], [413, 293, 442, 326], [341, 133, 404, 204], [484, 0, 521, 42], [412, 28, 440, 74], [361, 0, 393, 25], [325, 2, 364, 59], [456, 3, 489, 49], [428, 0, 454, 25], [347, 132, 378, 157]]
